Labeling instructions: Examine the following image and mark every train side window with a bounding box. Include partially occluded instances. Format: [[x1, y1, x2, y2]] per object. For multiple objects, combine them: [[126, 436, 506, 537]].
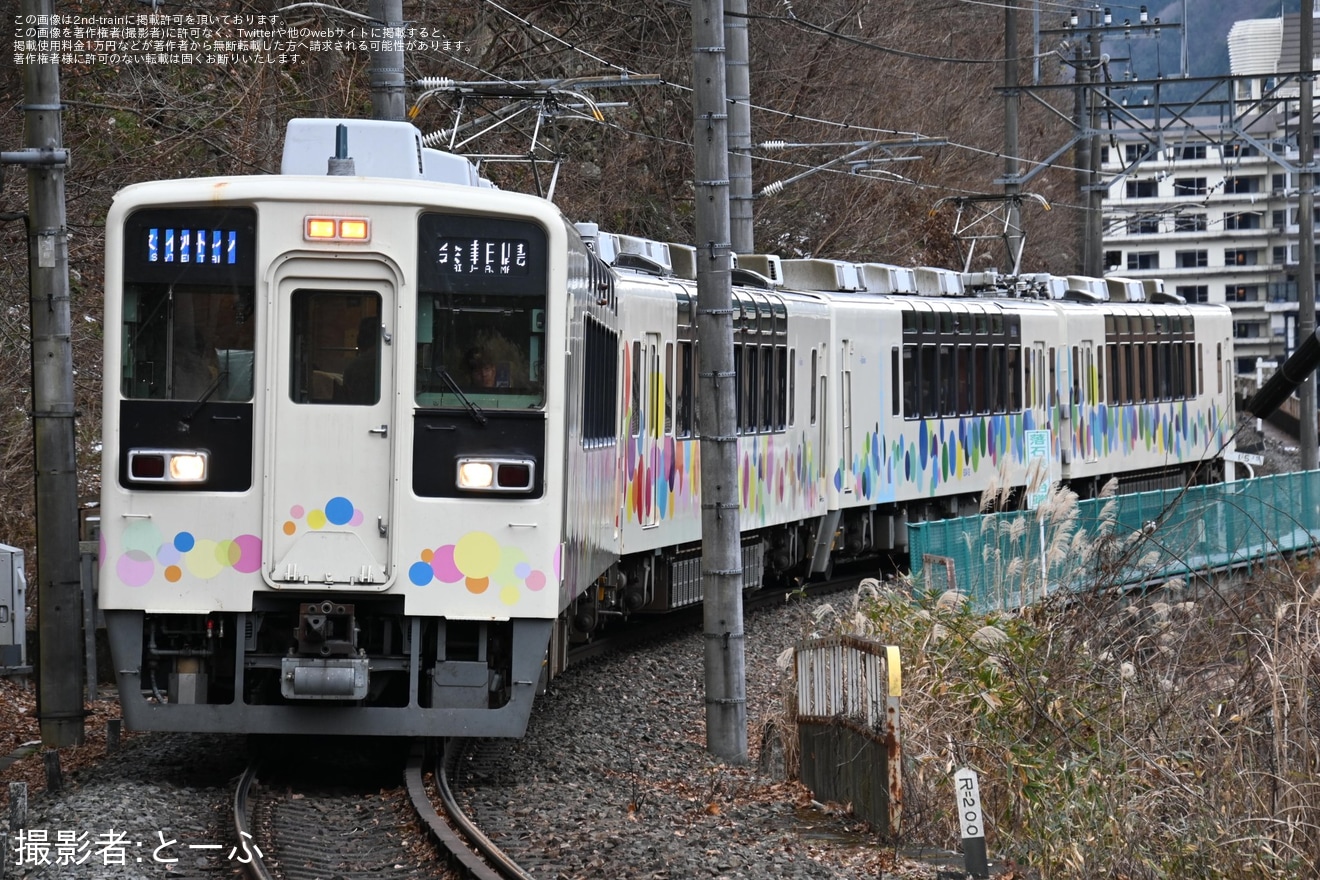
[[891, 347, 901, 417], [1172, 341, 1184, 399], [1047, 347, 1056, 408], [745, 344, 760, 432], [974, 345, 990, 414], [960, 343, 982, 414], [630, 340, 641, 436], [921, 344, 939, 418], [991, 345, 1007, 413], [1106, 344, 1118, 404], [937, 345, 954, 415], [1136, 343, 1148, 403], [788, 347, 796, 427], [761, 345, 775, 432], [810, 348, 819, 425], [1186, 341, 1196, 400], [777, 345, 788, 430], [1121, 344, 1133, 404], [675, 340, 694, 438], [1008, 345, 1022, 411], [664, 342, 674, 435], [1216, 343, 1223, 394], [1024, 348, 1034, 409], [731, 343, 743, 432], [582, 316, 618, 446], [1160, 342, 1173, 400], [1071, 347, 1080, 407], [902, 345, 917, 419]]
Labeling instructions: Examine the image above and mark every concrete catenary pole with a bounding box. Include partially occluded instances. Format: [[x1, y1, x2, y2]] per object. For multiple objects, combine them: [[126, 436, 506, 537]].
[[725, 0, 754, 255], [692, 0, 748, 763], [20, 0, 85, 747], [368, 0, 407, 122], [1299, 2, 1317, 470], [1072, 34, 1094, 275], [1084, 11, 1104, 277], [1004, 1, 1023, 270]]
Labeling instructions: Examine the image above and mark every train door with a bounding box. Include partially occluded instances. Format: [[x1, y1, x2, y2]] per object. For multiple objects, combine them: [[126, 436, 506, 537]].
[[1080, 342, 1098, 463], [840, 339, 852, 495], [642, 332, 661, 529], [265, 262, 396, 587], [815, 348, 827, 472]]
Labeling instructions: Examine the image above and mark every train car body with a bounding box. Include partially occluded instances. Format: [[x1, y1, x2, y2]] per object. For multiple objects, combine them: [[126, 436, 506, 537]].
[[99, 118, 1236, 738], [101, 127, 608, 736]]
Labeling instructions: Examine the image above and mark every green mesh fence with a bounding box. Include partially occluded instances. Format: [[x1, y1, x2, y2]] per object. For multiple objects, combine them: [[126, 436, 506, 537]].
[[909, 470, 1320, 612]]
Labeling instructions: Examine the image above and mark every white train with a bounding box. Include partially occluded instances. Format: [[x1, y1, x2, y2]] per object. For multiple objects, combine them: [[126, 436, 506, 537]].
[[98, 118, 1236, 737]]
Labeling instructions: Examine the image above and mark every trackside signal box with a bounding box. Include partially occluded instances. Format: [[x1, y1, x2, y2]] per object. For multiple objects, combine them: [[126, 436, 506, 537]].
[[0, 543, 28, 673]]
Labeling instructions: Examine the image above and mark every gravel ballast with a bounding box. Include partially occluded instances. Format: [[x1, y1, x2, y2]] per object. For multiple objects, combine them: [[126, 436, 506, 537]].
[[4, 588, 934, 879]]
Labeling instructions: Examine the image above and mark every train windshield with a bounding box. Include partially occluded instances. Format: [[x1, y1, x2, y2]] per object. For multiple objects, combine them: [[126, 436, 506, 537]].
[[121, 283, 256, 401], [415, 213, 549, 410], [119, 207, 257, 402]]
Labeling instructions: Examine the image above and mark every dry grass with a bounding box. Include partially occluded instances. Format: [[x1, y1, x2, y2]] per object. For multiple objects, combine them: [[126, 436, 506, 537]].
[[790, 490, 1320, 879]]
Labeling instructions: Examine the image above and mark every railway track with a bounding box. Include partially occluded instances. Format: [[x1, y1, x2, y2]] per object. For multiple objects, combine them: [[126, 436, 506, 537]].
[[408, 740, 538, 880], [229, 573, 872, 880], [232, 739, 455, 880], [233, 738, 539, 880]]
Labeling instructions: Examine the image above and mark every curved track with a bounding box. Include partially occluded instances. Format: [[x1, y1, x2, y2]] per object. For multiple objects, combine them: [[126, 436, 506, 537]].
[[233, 763, 277, 880], [233, 742, 447, 880], [405, 739, 537, 880]]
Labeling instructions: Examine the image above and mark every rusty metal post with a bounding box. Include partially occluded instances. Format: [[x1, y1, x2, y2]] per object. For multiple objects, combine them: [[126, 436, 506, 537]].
[[884, 645, 903, 838]]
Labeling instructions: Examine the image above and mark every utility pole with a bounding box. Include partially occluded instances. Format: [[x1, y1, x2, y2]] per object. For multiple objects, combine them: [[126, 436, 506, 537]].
[[692, 0, 748, 763], [18, 0, 84, 746], [368, 0, 406, 122], [1035, 9, 1177, 276], [725, 0, 754, 254], [1300, 2, 1317, 470], [1083, 12, 1104, 276], [1003, 2, 1023, 266]]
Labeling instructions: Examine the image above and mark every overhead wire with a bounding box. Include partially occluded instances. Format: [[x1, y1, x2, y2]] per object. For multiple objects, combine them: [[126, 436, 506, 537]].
[[451, 0, 1097, 200]]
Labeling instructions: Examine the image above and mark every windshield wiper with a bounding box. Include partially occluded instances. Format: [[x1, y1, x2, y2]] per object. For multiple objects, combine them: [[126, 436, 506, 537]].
[[179, 369, 229, 429], [437, 368, 487, 426]]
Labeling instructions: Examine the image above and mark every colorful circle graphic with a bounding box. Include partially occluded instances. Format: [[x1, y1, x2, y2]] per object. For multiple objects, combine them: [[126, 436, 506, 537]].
[[454, 532, 500, 579], [325, 496, 354, 526]]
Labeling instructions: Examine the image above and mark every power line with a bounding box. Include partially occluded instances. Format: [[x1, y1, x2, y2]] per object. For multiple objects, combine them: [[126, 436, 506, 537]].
[[456, 0, 1091, 197], [728, 6, 1044, 66]]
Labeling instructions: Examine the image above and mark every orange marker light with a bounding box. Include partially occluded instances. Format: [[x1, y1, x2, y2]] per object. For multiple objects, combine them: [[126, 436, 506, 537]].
[[338, 218, 369, 240], [304, 216, 370, 242], [305, 218, 337, 239]]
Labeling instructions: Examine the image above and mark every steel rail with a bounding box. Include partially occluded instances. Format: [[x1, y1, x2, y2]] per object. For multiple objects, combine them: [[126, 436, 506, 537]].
[[405, 739, 537, 880], [233, 762, 277, 880]]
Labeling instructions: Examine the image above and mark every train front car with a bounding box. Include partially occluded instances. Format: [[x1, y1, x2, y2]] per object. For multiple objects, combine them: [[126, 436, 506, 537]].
[[100, 170, 577, 737]]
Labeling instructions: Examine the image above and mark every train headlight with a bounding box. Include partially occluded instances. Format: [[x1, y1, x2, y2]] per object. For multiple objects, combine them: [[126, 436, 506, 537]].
[[456, 457, 535, 492], [128, 449, 209, 484], [457, 460, 494, 489], [169, 453, 208, 482]]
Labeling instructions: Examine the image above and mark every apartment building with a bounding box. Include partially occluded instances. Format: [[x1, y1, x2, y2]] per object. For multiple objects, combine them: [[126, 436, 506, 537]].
[[1101, 12, 1316, 376]]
